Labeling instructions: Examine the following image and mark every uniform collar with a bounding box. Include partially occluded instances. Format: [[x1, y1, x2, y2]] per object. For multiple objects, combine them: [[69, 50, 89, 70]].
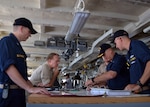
[[9, 33, 21, 46], [129, 40, 134, 51]]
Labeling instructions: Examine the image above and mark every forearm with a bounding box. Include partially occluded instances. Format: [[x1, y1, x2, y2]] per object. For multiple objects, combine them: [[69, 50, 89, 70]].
[[5, 65, 50, 95], [94, 71, 116, 84], [27, 80, 33, 87], [44, 70, 59, 87], [49, 70, 59, 84], [139, 61, 150, 84], [6, 65, 33, 92]]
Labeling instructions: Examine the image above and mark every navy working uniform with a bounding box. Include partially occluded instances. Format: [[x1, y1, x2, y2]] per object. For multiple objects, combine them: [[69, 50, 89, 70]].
[[107, 53, 130, 90], [126, 40, 150, 93], [0, 33, 27, 107]]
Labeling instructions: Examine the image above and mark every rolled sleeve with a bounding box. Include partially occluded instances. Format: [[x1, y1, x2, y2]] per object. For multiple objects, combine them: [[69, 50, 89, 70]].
[[134, 41, 150, 63], [0, 38, 16, 73]]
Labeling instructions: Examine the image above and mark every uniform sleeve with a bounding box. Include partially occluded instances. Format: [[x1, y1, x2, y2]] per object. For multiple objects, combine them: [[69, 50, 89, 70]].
[[0, 38, 16, 72], [134, 41, 150, 63], [41, 64, 52, 85], [108, 55, 126, 74]]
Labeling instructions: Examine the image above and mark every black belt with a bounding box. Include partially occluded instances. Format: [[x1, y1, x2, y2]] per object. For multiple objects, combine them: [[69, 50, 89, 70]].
[[0, 84, 21, 89]]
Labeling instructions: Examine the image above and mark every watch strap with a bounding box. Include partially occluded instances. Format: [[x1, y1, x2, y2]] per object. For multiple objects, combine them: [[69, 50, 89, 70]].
[[91, 77, 95, 83], [136, 80, 143, 88]]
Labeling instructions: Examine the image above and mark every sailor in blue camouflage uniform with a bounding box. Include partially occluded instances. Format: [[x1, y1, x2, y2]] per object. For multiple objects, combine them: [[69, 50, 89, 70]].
[[0, 17, 49, 107], [112, 30, 150, 94]]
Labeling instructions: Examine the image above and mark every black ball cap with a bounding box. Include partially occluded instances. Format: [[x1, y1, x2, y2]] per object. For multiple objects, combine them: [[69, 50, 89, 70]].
[[13, 17, 37, 34], [98, 43, 111, 58], [111, 30, 128, 43]]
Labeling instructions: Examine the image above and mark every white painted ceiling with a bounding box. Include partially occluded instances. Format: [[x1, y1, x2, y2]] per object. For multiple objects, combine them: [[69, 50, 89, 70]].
[[0, 0, 150, 71]]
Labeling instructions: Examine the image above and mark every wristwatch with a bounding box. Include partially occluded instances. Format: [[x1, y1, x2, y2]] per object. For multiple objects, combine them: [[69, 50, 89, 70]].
[[136, 80, 143, 88], [91, 77, 95, 83]]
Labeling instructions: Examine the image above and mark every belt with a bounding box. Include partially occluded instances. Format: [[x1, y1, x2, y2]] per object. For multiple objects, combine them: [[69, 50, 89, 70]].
[[0, 84, 21, 89]]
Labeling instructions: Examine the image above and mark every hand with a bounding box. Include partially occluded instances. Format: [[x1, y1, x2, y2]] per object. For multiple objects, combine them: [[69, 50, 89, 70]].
[[37, 83, 45, 87], [37, 83, 53, 87], [86, 86, 92, 91], [85, 79, 94, 87], [44, 83, 53, 87], [28, 87, 50, 95], [132, 85, 142, 93], [124, 84, 141, 93]]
